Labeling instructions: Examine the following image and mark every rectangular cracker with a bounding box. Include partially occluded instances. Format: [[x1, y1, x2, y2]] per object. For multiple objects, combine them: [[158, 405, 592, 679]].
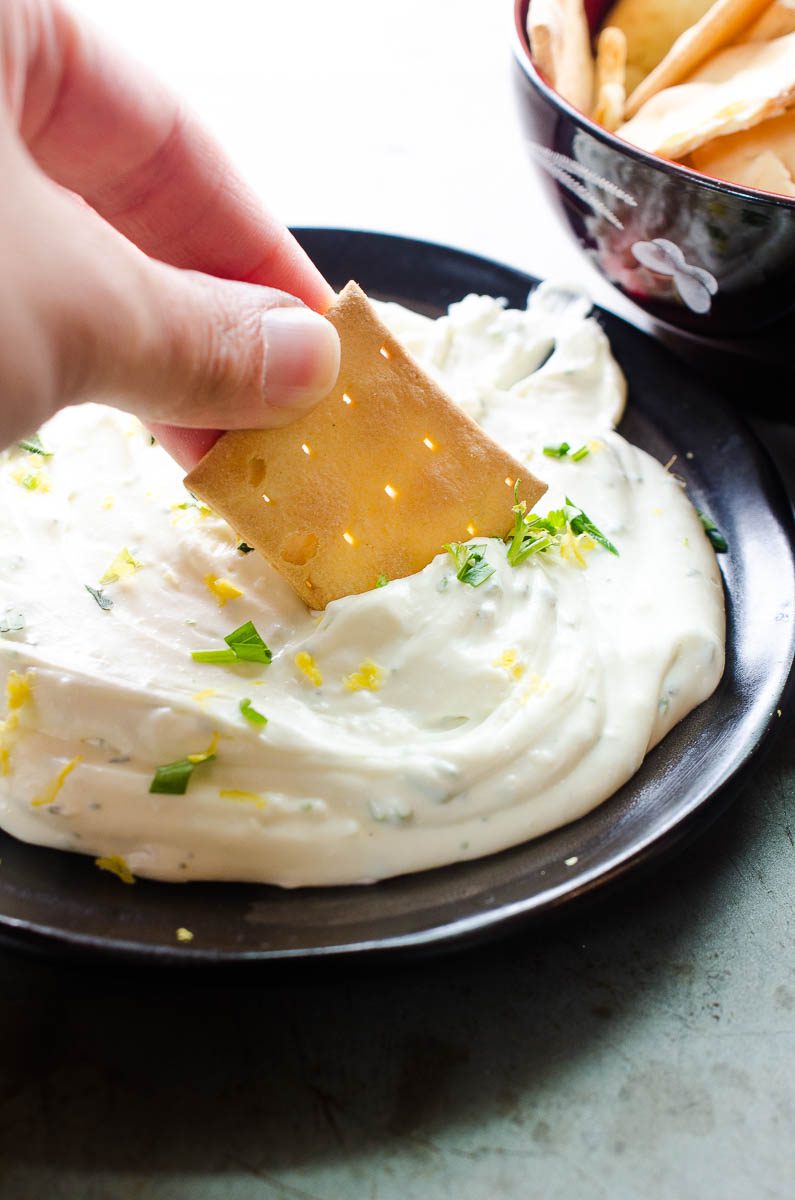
[[604, 0, 714, 95], [527, 0, 595, 114], [617, 32, 795, 159], [740, 0, 795, 41], [185, 282, 547, 609], [592, 26, 628, 131], [623, 0, 773, 118], [691, 109, 795, 192]]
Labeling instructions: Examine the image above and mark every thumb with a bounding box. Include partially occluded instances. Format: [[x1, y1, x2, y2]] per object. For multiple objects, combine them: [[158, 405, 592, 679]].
[[97, 256, 341, 432]]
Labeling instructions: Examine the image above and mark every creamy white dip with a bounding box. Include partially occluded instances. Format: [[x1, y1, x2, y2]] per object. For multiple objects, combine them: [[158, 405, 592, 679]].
[[0, 285, 725, 886]]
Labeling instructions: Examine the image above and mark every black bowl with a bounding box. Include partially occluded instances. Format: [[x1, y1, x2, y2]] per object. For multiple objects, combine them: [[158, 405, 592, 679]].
[[512, 0, 795, 375]]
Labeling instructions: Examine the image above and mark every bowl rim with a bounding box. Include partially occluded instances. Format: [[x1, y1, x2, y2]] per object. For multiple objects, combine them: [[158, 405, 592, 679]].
[[512, 0, 795, 212]]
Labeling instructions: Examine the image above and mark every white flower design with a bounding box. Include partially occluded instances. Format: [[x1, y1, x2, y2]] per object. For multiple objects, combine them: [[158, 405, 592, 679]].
[[631, 238, 718, 314], [526, 143, 637, 230]]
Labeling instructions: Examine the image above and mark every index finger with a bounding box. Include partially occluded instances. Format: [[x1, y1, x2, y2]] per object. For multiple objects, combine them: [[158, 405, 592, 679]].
[[16, 1, 333, 309]]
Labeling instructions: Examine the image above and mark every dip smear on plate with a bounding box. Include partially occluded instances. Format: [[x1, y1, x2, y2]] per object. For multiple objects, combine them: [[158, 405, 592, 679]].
[[0, 285, 725, 887]]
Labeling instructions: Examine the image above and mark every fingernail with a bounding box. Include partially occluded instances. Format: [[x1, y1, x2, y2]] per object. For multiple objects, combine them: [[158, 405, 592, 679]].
[[261, 307, 340, 412]]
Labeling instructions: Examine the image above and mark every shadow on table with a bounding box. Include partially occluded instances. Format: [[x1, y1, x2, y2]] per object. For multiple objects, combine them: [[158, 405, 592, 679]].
[[0, 731, 792, 1190]]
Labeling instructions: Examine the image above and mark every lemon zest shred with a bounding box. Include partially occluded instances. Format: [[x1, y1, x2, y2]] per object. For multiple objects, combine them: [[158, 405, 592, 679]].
[[219, 789, 267, 809], [343, 659, 383, 693], [95, 854, 135, 884], [31, 755, 82, 808], [187, 731, 220, 765], [192, 688, 217, 705], [295, 651, 322, 687], [520, 672, 551, 702], [176, 927, 194, 942], [100, 548, 142, 584], [494, 649, 525, 681], [559, 528, 596, 568], [11, 465, 50, 492], [204, 574, 243, 607], [171, 501, 212, 519], [0, 670, 34, 775], [101, 495, 114, 510]]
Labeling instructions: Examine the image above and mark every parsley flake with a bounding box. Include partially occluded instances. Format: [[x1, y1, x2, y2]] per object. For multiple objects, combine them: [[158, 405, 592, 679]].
[[444, 542, 496, 588], [240, 698, 268, 727], [192, 620, 272, 666], [542, 442, 589, 462], [149, 749, 216, 795], [237, 542, 255, 555], [17, 434, 51, 457], [697, 510, 728, 553], [565, 497, 618, 556], [85, 585, 113, 611], [506, 483, 618, 565], [376, 574, 389, 588]]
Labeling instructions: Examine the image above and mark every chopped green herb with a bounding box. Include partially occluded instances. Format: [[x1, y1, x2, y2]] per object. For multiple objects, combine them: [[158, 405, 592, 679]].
[[225, 620, 272, 663], [85, 585, 113, 611], [237, 542, 255, 555], [542, 442, 589, 462], [149, 752, 216, 795], [375, 574, 389, 588], [191, 620, 272, 666], [444, 542, 496, 588], [505, 482, 618, 565], [191, 648, 238, 664], [149, 435, 157, 446], [697, 510, 728, 553], [20, 473, 39, 490], [0, 609, 24, 634], [17, 434, 50, 457], [565, 497, 618, 556], [240, 698, 268, 727]]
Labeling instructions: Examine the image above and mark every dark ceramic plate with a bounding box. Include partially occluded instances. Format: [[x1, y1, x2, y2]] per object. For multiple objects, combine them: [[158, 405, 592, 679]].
[[1, 230, 793, 965]]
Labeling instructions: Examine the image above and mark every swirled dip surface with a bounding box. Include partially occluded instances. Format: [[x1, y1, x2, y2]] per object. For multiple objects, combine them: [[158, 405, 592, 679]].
[[0, 286, 725, 886]]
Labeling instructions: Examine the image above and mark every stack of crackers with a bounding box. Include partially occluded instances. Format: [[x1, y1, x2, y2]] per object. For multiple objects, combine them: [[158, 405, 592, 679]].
[[528, 0, 795, 195]]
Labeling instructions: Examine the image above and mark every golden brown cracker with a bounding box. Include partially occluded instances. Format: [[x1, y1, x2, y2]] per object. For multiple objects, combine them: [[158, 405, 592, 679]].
[[527, 0, 595, 114], [605, 0, 714, 95], [185, 283, 547, 610], [592, 26, 628, 131], [618, 33, 795, 159], [740, 0, 795, 41], [624, 0, 773, 118], [691, 108, 795, 192]]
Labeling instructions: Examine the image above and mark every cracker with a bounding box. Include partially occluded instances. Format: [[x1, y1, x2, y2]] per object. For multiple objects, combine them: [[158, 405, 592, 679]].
[[592, 26, 628, 131], [617, 33, 795, 159], [691, 108, 795, 192], [527, 0, 595, 114], [740, 0, 795, 41], [185, 283, 547, 610], [605, 0, 714, 94], [624, 0, 773, 118]]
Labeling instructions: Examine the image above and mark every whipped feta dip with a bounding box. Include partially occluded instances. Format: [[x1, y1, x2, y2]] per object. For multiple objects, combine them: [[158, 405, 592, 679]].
[[0, 285, 725, 886]]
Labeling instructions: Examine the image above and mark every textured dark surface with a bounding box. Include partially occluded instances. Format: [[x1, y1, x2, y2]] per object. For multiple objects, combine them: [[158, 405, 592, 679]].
[[0, 230, 793, 966]]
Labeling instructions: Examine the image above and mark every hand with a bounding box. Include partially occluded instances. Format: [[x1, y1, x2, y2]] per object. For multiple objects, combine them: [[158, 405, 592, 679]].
[[0, 0, 340, 468]]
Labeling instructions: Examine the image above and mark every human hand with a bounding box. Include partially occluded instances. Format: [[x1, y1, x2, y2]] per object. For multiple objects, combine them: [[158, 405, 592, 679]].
[[0, 0, 340, 468]]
